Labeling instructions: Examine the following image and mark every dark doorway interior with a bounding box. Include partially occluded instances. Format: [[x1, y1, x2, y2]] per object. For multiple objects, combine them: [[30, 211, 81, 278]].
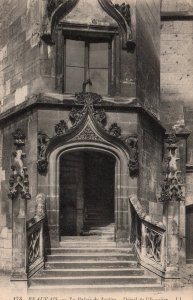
[[59, 150, 115, 237], [186, 205, 193, 263]]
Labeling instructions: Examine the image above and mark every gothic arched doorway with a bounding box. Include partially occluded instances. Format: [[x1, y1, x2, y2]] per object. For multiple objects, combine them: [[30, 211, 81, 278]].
[[59, 150, 115, 238]]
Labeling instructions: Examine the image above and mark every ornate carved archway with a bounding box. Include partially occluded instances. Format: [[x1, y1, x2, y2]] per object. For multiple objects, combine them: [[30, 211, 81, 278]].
[[37, 92, 138, 177], [39, 92, 138, 247]]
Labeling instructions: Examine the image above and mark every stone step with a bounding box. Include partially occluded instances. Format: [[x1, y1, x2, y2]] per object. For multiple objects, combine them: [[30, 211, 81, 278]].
[[46, 253, 136, 262], [61, 236, 115, 241], [45, 261, 138, 269], [60, 236, 115, 241], [36, 268, 144, 277], [84, 220, 113, 224], [81, 231, 114, 237], [84, 222, 113, 227], [84, 222, 114, 226], [80, 236, 114, 241], [85, 216, 113, 220], [29, 283, 164, 292], [50, 247, 133, 254], [85, 215, 113, 220], [87, 225, 114, 230], [59, 241, 117, 248], [83, 227, 114, 232], [30, 275, 158, 286], [85, 211, 112, 215]]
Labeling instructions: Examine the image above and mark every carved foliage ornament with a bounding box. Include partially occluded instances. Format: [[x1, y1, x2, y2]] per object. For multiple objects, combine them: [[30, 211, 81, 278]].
[[69, 107, 87, 126], [8, 129, 31, 200], [55, 120, 68, 135], [159, 133, 184, 202], [109, 123, 121, 138], [108, 124, 139, 176], [75, 92, 102, 105]]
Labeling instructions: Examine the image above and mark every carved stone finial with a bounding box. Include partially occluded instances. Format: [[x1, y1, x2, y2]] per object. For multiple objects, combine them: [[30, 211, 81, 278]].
[[159, 133, 184, 202], [70, 92, 105, 126], [109, 123, 122, 138], [34, 193, 46, 220], [8, 129, 31, 201]]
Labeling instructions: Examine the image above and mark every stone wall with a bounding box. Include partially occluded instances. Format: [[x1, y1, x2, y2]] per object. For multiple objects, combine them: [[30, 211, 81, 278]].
[[138, 114, 164, 223], [161, 18, 193, 125], [0, 0, 56, 113], [0, 228, 12, 273], [160, 0, 193, 207], [0, 0, 138, 113], [136, 0, 161, 118]]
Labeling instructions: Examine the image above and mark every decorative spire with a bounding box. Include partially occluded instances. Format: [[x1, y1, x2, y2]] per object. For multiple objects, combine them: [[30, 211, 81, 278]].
[[8, 129, 31, 200], [159, 133, 184, 202]]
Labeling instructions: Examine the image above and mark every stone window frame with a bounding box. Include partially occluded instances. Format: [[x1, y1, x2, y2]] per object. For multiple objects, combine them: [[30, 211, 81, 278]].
[[55, 23, 119, 96]]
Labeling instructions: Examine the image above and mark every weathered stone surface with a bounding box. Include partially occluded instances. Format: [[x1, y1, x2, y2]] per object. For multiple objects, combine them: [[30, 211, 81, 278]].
[[162, 0, 193, 12], [136, 0, 160, 118]]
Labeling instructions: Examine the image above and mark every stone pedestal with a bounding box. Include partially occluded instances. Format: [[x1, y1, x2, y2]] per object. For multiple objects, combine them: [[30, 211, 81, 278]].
[[11, 194, 27, 282], [164, 201, 180, 278]]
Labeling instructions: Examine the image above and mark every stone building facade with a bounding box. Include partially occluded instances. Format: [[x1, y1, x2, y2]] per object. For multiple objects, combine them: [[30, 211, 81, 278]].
[[0, 0, 192, 292]]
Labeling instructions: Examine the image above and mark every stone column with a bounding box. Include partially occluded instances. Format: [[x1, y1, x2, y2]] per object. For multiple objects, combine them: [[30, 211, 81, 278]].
[[160, 133, 187, 285]]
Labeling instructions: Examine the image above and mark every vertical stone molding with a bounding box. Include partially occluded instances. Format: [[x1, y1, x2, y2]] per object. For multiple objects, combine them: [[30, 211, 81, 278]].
[[8, 128, 31, 282], [160, 133, 187, 282]]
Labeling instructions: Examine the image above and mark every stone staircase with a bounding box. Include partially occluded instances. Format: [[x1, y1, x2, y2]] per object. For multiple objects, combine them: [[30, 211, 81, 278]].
[[82, 203, 115, 236], [29, 222, 164, 293]]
